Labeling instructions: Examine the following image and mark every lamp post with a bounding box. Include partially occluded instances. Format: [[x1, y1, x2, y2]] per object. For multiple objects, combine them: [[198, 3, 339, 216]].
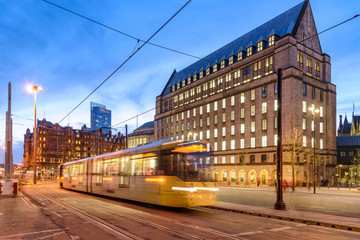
[[309, 106, 319, 194], [28, 85, 42, 184]]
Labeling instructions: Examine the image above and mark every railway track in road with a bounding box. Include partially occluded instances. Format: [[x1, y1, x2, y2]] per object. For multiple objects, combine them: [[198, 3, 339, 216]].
[[23, 187, 245, 240]]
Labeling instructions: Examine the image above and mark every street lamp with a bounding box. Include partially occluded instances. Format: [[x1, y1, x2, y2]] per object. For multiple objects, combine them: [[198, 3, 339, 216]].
[[309, 106, 319, 194], [27, 85, 42, 184]]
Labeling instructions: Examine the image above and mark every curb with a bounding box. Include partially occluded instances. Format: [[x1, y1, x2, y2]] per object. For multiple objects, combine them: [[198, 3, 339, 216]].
[[205, 206, 360, 232]]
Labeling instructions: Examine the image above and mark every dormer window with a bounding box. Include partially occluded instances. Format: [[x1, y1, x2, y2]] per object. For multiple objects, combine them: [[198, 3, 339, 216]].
[[237, 51, 245, 61], [187, 76, 192, 84], [193, 73, 198, 81], [213, 63, 219, 72], [220, 59, 228, 69], [229, 55, 236, 65], [199, 70, 204, 78], [182, 79, 186, 87], [268, 35, 275, 46], [206, 67, 212, 75], [177, 82, 180, 89], [172, 85, 175, 92], [247, 46, 253, 56], [257, 41, 263, 51]]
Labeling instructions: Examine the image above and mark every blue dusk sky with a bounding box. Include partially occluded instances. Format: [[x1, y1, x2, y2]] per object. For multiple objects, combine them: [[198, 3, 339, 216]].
[[0, 0, 359, 164]]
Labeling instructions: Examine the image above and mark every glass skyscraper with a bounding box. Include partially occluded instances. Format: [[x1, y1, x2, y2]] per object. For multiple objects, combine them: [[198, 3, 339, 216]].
[[90, 102, 111, 133]]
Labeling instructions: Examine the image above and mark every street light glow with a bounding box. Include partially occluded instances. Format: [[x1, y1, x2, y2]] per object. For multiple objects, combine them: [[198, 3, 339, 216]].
[[26, 84, 43, 93]]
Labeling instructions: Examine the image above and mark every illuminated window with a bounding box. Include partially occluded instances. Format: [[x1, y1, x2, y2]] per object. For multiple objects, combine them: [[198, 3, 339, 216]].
[[214, 129, 218, 138], [240, 108, 245, 118], [312, 120, 314, 132], [229, 56, 234, 65], [231, 156, 235, 164], [222, 99, 226, 109], [222, 157, 226, 164], [231, 111, 235, 121], [274, 117, 277, 129], [320, 138, 324, 149], [247, 46, 253, 56], [222, 141, 226, 150], [206, 104, 210, 113], [214, 115, 218, 124], [181, 112, 184, 120], [206, 130, 210, 139], [193, 108, 196, 117], [262, 136, 267, 147], [262, 102, 267, 114], [231, 96, 235, 106], [187, 110, 190, 118], [320, 106, 323, 117], [268, 35, 274, 46], [303, 118, 307, 130], [265, 56, 273, 67], [199, 131, 203, 140], [214, 143, 218, 151], [257, 41, 263, 51], [231, 125, 235, 135], [320, 122, 323, 133], [214, 101, 218, 111], [213, 63, 218, 72], [262, 119, 267, 130], [231, 140, 235, 150], [240, 123, 245, 134], [200, 106, 203, 115], [311, 137, 314, 148], [222, 127, 226, 137], [251, 105, 255, 116], [222, 113, 226, 122], [240, 93, 245, 103], [251, 137, 255, 148], [206, 117, 210, 126], [303, 136, 307, 147], [274, 100, 278, 111], [274, 135, 278, 146], [251, 121, 255, 133], [240, 139, 245, 149], [193, 120, 196, 129], [251, 89, 255, 100], [302, 101, 307, 113]]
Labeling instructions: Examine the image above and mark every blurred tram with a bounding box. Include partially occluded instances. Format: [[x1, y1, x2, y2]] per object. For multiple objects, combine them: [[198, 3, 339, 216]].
[[59, 139, 218, 207]]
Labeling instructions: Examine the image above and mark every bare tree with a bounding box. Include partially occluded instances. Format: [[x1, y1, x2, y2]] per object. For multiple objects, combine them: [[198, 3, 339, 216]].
[[238, 149, 248, 185], [284, 127, 304, 191], [352, 148, 360, 185]]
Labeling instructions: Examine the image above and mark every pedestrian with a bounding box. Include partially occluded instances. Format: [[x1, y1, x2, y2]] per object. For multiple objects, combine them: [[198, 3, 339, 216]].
[[256, 178, 260, 188], [283, 180, 287, 192]]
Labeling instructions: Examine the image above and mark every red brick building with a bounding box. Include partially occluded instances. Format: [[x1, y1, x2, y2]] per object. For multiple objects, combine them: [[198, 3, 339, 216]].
[[23, 118, 125, 173], [154, 0, 337, 186]]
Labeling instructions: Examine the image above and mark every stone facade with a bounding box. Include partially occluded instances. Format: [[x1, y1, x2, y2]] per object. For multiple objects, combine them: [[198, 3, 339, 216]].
[[154, 1, 337, 186]]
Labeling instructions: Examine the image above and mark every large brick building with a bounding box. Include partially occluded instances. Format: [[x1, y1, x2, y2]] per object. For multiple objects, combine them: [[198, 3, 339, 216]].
[[154, 0, 337, 186], [23, 118, 124, 173]]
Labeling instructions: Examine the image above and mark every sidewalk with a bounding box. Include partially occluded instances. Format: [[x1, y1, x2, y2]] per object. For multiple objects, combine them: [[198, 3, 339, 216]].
[[207, 201, 360, 232], [218, 184, 360, 195]]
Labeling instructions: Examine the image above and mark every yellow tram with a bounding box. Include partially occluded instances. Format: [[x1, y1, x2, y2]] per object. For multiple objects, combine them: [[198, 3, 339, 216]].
[[59, 139, 218, 207]]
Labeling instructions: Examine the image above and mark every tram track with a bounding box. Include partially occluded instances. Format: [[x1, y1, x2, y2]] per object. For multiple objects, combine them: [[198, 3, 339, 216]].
[[24, 187, 226, 240]]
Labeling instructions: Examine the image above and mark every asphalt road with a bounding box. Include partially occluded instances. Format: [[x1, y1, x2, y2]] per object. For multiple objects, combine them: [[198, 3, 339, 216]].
[[1, 182, 359, 240], [216, 187, 360, 218]]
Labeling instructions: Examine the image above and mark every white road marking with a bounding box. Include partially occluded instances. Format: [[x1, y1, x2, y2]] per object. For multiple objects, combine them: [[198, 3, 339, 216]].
[[0, 228, 68, 239], [52, 211, 63, 218], [269, 226, 293, 231], [35, 231, 66, 240], [21, 195, 36, 208], [233, 231, 263, 236]]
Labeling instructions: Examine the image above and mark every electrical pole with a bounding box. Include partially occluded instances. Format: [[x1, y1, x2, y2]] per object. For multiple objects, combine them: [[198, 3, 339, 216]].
[[5, 82, 13, 181], [125, 124, 128, 149], [274, 69, 286, 210]]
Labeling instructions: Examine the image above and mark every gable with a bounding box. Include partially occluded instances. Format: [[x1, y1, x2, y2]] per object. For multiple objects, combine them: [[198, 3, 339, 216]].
[[293, 0, 322, 53]]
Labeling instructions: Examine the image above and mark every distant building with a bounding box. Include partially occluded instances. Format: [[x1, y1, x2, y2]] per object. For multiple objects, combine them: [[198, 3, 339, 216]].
[[338, 113, 360, 136], [23, 118, 124, 173], [154, 0, 337, 185], [90, 102, 111, 133], [128, 121, 155, 148], [337, 135, 360, 185]]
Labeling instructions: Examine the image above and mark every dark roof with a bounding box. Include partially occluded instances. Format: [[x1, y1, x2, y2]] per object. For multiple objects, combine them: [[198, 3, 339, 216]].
[[352, 116, 360, 132], [337, 136, 360, 146], [160, 1, 306, 96], [137, 121, 154, 129]]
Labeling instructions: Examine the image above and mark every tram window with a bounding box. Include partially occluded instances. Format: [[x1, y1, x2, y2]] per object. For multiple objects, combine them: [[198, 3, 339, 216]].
[[79, 163, 84, 183], [103, 159, 119, 176], [130, 155, 157, 176]]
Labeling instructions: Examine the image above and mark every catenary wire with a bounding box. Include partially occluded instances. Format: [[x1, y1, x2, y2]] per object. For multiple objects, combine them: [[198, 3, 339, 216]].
[[58, 0, 192, 124], [42, 0, 213, 64], [112, 107, 155, 128]]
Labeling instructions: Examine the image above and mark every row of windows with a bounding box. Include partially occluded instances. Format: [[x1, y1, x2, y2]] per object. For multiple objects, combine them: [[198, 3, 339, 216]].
[[302, 83, 324, 101], [170, 49, 275, 94], [297, 52, 320, 80]]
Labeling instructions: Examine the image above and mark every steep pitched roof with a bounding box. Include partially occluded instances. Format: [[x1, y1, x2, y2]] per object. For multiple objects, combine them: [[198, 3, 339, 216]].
[[160, 1, 306, 96], [337, 135, 360, 146]]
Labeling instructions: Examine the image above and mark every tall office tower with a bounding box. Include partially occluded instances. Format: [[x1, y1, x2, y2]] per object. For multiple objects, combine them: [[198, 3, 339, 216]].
[[91, 102, 112, 133]]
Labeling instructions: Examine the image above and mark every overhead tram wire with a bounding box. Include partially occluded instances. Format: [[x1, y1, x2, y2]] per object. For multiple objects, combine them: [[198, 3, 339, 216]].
[[58, 0, 192, 124], [112, 107, 155, 128], [42, 0, 213, 64]]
